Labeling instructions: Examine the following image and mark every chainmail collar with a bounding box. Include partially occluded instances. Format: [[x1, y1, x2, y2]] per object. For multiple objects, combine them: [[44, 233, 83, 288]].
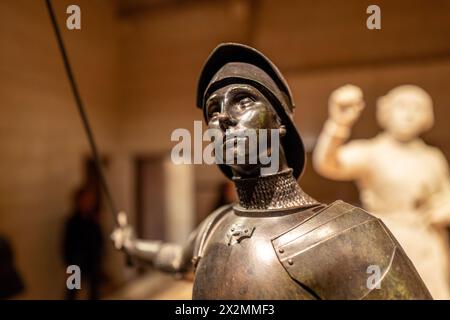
[[232, 169, 319, 211]]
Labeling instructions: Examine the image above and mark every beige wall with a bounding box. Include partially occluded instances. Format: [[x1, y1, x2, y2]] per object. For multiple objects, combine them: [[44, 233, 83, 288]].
[[0, 0, 122, 299]]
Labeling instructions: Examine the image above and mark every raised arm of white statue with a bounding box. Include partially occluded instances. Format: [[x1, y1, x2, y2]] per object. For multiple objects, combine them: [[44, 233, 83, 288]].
[[313, 85, 368, 181]]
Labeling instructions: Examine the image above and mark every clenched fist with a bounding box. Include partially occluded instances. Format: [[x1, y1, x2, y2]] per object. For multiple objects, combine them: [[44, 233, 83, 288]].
[[111, 211, 135, 251], [328, 84, 365, 127]]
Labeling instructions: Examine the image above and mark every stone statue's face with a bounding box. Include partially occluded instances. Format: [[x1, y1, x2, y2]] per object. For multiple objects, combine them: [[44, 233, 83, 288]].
[[379, 94, 431, 142], [205, 84, 284, 176]]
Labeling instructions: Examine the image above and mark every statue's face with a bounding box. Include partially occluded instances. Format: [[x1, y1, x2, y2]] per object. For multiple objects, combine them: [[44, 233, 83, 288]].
[[205, 84, 283, 176], [379, 94, 431, 142]]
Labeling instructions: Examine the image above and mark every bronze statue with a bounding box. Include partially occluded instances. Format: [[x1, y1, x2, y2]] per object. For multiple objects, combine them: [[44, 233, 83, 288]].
[[112, 43, 432, 300]]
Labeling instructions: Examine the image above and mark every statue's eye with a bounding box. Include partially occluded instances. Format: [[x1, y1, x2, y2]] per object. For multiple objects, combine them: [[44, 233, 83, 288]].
[[207, 104, 220, 120], [237, 95, 255, 108], [241, 97, 254, 104]]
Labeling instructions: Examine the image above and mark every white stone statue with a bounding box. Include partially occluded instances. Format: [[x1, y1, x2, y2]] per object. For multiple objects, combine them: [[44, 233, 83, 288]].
[[313, 84, 450, 299]]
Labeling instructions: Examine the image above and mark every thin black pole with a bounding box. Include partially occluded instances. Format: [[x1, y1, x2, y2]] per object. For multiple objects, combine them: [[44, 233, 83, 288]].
[[45, 0, 118, 224]]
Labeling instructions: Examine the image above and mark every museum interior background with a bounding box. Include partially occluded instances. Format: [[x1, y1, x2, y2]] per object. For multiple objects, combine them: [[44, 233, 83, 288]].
[[1, 0, 450, 299]]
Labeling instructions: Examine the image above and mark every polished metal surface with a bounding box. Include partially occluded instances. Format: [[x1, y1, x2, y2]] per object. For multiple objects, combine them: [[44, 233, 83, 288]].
[[272, 200, 431, 300], [193, 200, 321, 299], [192, 173, 431, 299]]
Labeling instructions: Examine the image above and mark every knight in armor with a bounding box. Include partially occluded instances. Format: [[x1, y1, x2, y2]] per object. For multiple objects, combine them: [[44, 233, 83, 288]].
[[111, 43, 431, 300]]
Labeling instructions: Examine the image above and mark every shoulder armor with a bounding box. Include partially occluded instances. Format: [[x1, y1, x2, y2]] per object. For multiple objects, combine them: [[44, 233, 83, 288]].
[[192, 204, 232, 267], [272, 200, 431, 299]]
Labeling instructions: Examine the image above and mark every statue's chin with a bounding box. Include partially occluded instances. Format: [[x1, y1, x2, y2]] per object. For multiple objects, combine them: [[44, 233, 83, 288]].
[[391, 132, 419, 143], [229, 163, 262, 178]]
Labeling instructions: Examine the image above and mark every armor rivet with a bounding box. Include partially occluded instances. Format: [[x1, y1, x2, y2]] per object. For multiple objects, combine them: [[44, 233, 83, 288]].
[[244, 229, 248, 233], [279, 248, 284, 254], [231, 228, 234, 232], [288, 259, 293, 265]]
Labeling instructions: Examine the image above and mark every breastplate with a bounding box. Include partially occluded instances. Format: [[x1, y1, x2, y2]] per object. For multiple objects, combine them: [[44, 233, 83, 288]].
[[192, 205, 321, 299]]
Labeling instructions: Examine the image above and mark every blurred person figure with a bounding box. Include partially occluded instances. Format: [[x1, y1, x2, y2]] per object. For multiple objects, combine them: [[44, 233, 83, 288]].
[[62, 182, 104, 300], [313, 84, 450, 299], [0, 234, 24, 299]]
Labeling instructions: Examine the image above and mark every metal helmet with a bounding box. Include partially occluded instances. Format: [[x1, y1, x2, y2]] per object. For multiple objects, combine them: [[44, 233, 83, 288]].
[[196, 43, 305, 179]]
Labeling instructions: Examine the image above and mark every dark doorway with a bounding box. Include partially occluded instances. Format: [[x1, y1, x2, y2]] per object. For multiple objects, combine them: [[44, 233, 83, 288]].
[[135, 155, 167, 241]]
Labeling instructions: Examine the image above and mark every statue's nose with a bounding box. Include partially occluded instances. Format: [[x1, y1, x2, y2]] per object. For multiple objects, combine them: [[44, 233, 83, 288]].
[[217, 112, 237, 131]]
